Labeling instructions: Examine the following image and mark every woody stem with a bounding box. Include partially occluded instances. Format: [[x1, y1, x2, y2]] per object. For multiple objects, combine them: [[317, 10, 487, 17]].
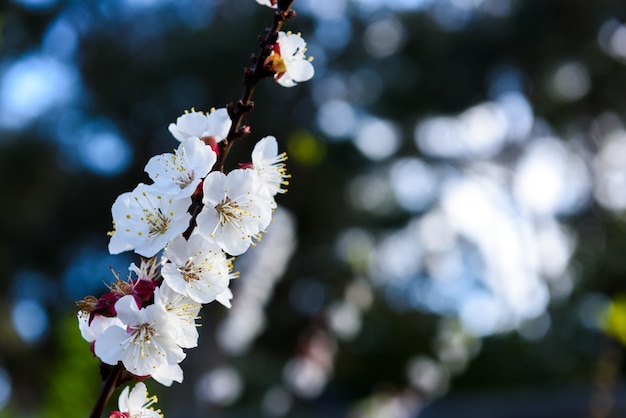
[[89, 362, 124, 418], [216, 0, 296, 173]]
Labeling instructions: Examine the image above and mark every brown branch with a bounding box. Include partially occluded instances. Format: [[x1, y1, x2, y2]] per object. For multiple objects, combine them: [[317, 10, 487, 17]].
[[89, 362, 124, 418], [183, 0, 297, 233], [216, 0, 297, 173]]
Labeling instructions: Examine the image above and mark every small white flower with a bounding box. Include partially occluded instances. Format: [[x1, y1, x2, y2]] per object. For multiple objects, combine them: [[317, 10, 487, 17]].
[[255, 0, 277, 8], [168, 108, 231, 143], [94, 295, 186, 377], [161, 234, 232, 304], [108, 183, 192, 258], [153, 280, 202, 348], [145, 137, 217, 198], [250, 135, 289, 205], [265, 31, 314, 88], [196, 169, 273, 256], [113, 382, 162, 418]]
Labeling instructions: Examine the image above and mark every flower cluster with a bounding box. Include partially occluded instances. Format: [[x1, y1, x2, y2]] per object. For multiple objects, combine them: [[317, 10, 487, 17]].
[[78, 113, 289, 382], [78, 1, 313, 416]]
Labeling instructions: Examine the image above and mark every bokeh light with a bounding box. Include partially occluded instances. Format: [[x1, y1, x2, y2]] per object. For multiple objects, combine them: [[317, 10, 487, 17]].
[[353, 117, 401, 161], [11, 299, 49, 344], [0, 369, 11, 411], [195, 366, 243, 406], [0, 53, 78, 130]]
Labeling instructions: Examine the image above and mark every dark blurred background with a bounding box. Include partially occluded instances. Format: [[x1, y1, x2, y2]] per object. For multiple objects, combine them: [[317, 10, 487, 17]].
[[2, 0, 626, 417]]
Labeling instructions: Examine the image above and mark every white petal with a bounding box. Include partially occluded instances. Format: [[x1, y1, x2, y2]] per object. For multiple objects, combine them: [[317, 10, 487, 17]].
[[152, 363, 184, 386], [287, 59, 315, 83], [278, 32, 307, 56], [117, 385, 131, 411], [164, 234, 189, 266], [215, 288, 233, 308], [252, 136, 278, 162], [216, 222, 255, 256], [127, 382, 149, 411], [161, 263, 188, 296], [168, 111, 209, 141], [182, 136, 217, 175], [255, 0, 277, 8], [201, 171, 227, 206], [276, 75, 298, 88], [114, 295, 142, 326], [78, 312, 124, 343], [108, 231, 134, 255], [204, 108, 232, 141], [176, 321, 199, 348], [187, 276, 228, 304], [195, 208, 220, 244], [94, 325, 128, 365]]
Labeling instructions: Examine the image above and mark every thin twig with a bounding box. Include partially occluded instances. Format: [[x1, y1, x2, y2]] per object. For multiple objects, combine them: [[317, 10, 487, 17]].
[[216, 0, 296, 172], [182, 1, 296, 237], [89, 362, 124, 418]]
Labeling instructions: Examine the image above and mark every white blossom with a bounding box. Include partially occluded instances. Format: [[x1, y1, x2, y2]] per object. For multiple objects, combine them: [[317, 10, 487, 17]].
[[153, 281, 202, 348], [196, 169, 273, 256], [265, 31, 314, 87], [161, 234, 232, 304], [145, 137, 217, 198], [250, 135, 289, 205], [113, 382, 161, 418], [94, 295, 186, 377], [168, 108, 231, 143], [108, 183, 192, 258]]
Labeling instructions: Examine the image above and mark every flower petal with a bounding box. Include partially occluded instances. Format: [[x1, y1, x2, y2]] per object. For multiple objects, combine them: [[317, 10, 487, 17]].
[[204, 108, 232, 142], [94, 325, 128, 366], [152, 363, 184, 386]]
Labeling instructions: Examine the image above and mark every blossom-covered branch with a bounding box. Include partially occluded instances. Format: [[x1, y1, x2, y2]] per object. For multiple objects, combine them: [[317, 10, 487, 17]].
[[78, 1, 313, 417], [218, 0, 313, 172]]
